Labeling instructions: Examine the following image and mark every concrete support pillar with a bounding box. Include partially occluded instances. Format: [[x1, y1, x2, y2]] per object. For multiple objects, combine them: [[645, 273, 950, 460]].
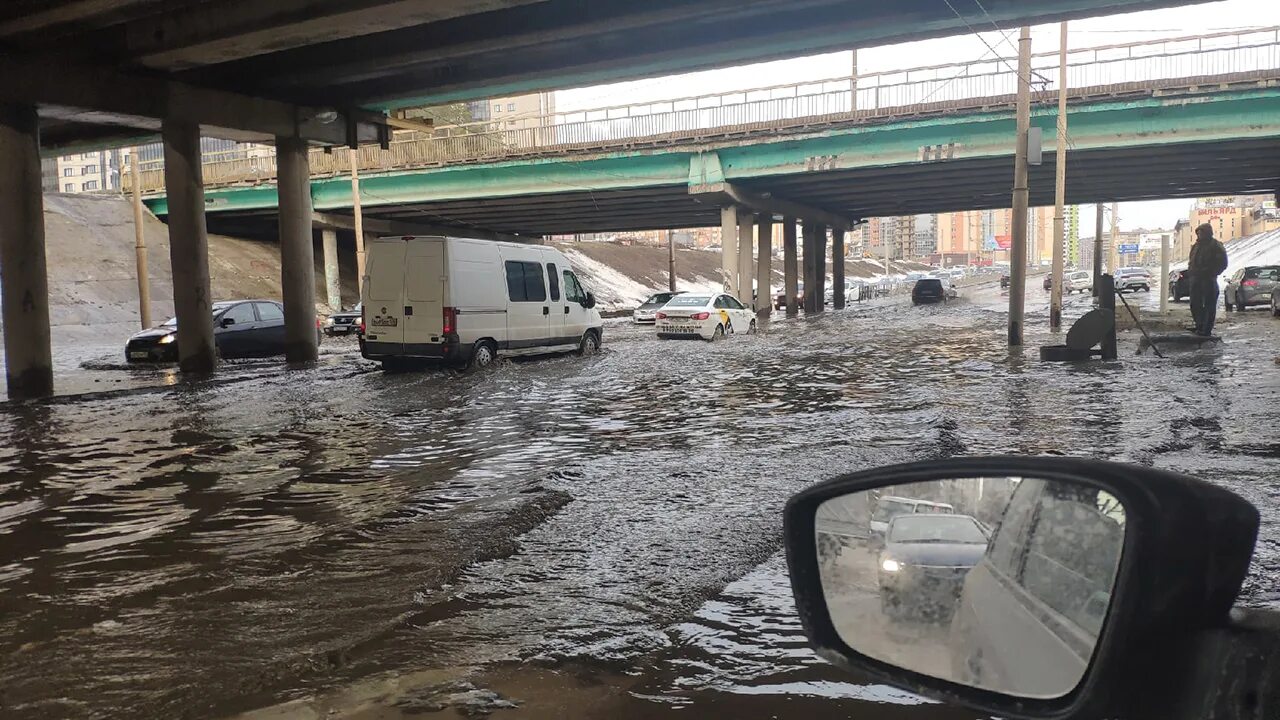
[[720, 206, 738, 297], [833, 227, 846, 309], [161, 118, 216, 373], [814, 224, 827, 314], [783, 218, 799, 316], [0, 104, 53, 398], [801, 222, 816, 313], [756, 215, 773, 316], [322, 229, 341, 311], [737, 211, 754, 305], [276, 135, 319, 363]]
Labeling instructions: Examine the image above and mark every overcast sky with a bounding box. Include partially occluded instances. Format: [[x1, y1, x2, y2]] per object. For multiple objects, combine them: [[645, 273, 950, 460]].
[[557, 0, 1280, 233]]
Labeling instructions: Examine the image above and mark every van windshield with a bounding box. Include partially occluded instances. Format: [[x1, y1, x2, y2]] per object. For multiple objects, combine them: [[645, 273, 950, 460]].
[[873, 499, 916, 523]]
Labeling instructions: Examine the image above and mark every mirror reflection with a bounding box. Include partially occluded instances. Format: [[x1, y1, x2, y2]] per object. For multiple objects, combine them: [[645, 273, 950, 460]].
[[815, 477, 1125, 700]]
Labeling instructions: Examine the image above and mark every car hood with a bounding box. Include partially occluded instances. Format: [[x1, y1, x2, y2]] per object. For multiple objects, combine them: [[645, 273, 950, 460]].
[[885, 541, 987, 567], [331, 311, 361, 320], [636, 303, 662, 312], [130, 327, 175, 341]]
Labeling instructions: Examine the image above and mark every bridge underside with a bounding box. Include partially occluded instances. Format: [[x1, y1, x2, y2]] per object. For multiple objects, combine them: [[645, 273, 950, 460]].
[[189, 88, 1280, 238]]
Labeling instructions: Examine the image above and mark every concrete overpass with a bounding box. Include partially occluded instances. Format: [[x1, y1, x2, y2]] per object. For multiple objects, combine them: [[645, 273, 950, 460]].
[[0, 0, 1248, 398]]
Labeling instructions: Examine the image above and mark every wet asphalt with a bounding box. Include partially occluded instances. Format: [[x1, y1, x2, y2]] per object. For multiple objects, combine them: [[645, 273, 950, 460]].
[[1, 281, 1278, 719]]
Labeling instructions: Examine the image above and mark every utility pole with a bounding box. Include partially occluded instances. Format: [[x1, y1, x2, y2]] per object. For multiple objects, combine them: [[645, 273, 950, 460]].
[[350, 148, 366, 294], [129, 150, 151, 329], [1050, 21, 1068, 330], [667, 228, 677, 292], [1008, 26, 1032, 346], [1110, 202, 1120, 275], [1093, 202, 1104, 297], [1160, 231, 1170, 314], [851, 49, 859, 111]]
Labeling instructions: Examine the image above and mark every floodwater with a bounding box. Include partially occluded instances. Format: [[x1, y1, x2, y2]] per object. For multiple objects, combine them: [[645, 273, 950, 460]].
[[1, 282, 1278, 719]]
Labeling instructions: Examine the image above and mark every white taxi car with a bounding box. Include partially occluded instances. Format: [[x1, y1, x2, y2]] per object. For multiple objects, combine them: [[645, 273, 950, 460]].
[[655, 293, 756, 340]]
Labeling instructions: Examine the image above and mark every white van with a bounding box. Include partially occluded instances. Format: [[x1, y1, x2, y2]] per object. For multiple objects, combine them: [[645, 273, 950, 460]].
[[360, 236, 604, 369]]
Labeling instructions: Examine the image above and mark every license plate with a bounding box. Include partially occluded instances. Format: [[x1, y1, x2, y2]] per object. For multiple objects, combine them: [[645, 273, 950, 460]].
[[129, 351, 148, 359], [661, 323, 693, 331], [371, 317, 398, 327]]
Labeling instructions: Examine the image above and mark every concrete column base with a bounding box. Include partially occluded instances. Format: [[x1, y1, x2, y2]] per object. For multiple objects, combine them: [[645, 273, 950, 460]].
[[0, 104, 53, 398]]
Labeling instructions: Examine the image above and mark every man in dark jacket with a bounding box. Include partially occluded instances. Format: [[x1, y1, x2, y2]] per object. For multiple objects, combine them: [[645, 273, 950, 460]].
[[1186, 223, 1228, 336]]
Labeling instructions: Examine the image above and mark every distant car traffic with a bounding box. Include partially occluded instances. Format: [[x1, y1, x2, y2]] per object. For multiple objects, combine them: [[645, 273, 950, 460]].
[[127, 300, 319, 362], [877, 513, 989, 618], [323, 303, 362, 336], [1224, 265, 1280, 311], [633, 291, 683, 324], [1114, 266, 1152, 293], [1000, 273, 1010, 289], [912, 277, 949, 305], [1168, 269, 1189, 301], [1064, 270, 1093, 294], [655, 293, 756, 340]]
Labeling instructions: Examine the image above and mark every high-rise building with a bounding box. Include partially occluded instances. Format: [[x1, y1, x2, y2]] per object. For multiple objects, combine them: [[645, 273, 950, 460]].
[[911, 214, 936, 257]]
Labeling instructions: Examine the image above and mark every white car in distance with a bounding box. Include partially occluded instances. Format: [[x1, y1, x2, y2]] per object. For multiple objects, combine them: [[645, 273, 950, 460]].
[[655, 293, 756, 341]]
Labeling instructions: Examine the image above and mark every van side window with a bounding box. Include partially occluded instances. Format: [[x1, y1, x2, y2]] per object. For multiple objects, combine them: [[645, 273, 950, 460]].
[[546, 263, 560, 301], [986, 479, 1040, 581], [505, 261, 546, 302], [562, 270, 585, 303]]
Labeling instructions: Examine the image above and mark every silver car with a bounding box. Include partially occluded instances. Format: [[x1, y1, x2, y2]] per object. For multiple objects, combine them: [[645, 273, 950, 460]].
[[1113, 266, 1151, 293], [1224, 265, 1280, 311], [1063, 270, 1093, 294], [633, 291, 683, 324]]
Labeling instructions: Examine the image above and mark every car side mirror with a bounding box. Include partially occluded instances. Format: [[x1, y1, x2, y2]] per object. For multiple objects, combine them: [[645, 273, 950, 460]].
[[785, 457, 1257, 720], [583, 292, 597, 309], [220, 317, 235, 328]]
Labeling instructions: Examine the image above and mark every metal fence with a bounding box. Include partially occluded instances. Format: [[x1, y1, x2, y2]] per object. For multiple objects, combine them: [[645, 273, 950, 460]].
[[128, 26, 1280, 194]]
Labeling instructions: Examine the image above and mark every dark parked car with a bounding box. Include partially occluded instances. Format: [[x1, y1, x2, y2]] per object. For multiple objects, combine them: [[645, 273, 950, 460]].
[[1224, 265, 1280, 311], [324, 303, 363, 336], [775, 284, 804, 310], [126, 300, 319, 362], [912, 278, 947, 305], [1168, 269, 1189, 301], [877, 513, 989, 618], [999, 273, 1010, 289]]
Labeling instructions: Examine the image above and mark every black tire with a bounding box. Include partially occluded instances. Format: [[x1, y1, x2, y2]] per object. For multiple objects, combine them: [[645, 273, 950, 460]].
[[709, 324, 725, 342], [1272, 297, 1280, 317], [746, 319, 757, 335], [577, 331, 600, 356], [469, 340, 497, 369], [725, 321, 734, 336]]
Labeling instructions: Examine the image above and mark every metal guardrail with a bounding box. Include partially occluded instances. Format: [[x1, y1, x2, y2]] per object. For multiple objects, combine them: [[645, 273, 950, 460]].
[[125, 26, 1280, 194]]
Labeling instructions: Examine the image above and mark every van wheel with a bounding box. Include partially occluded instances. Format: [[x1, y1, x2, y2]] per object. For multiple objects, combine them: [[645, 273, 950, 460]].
[[469, 341, 497, 369], [578, 331, 599, 356]]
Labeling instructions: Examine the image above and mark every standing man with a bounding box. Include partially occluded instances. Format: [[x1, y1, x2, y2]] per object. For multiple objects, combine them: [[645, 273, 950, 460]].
[[1186, 223, 1228, 337]]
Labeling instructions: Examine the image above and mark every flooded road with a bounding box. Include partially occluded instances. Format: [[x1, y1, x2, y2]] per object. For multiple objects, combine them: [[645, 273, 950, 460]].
[[1, 281, 1278, 719]]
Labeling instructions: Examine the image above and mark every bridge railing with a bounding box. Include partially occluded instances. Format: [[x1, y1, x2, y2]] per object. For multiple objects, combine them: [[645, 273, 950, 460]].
[[127, 26, 1280, 194]]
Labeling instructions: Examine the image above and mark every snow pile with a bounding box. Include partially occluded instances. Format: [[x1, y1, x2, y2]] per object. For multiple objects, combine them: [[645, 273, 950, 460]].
[[1171, 228, 1280, 284], [560, 248, 654, 308]]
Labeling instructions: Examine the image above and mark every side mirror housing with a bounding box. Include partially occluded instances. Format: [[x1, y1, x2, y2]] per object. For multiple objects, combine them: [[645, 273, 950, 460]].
[[583, 292, 597, 309], [785, 456, 1257, 720], [220, 317, 235, 328]]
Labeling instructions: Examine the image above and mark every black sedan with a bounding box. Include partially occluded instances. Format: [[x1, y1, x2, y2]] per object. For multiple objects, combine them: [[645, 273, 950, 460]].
[[126, 299, 317, 362], [324, 303, 363, 336], [877, 513, 989, 620], [1168, 269, 1189, 302]]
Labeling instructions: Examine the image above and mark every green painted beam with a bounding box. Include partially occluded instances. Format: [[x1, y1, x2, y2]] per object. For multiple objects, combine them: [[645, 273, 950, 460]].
[[147, 88, 1280, 218]]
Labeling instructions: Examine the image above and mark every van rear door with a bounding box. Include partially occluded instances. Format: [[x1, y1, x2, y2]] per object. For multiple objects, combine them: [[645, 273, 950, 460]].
[[403, 239, 446, 350], [364, 238, 407, 348]]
